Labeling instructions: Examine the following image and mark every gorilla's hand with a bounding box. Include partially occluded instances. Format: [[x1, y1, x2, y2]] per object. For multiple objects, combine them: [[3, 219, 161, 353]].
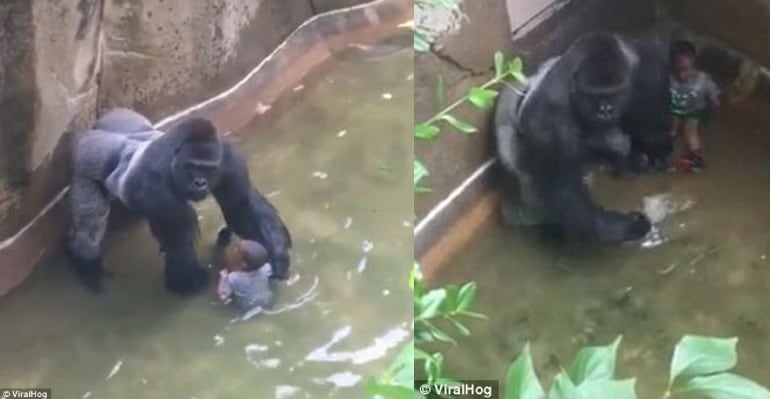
[[595, 210, 651, 242]]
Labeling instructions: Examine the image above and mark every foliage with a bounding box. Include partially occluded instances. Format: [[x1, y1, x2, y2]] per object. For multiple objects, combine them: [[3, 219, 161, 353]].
[[504, 335, 770, 399], [367, 263, 485, 398], [414, 51, 527, 197]]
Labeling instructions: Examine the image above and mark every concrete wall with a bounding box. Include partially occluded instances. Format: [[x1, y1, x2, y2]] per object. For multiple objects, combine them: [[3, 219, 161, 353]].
[[664, 0, 770, 69], [414, 0, 656, 218], [0, 0, 398, 297]]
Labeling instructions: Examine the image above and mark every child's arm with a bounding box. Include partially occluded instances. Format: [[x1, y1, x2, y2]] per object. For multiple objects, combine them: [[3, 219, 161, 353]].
[[704, 72, 721, 108], [216, 269, 233, 302]]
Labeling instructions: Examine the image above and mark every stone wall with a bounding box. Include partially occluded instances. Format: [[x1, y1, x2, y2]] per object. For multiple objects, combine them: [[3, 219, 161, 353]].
[[0, 0, 392, 297]]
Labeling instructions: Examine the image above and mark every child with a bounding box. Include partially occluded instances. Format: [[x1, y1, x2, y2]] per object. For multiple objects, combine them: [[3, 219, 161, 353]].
[[215, 238, 273, 313], [669, 40, 720, 172]]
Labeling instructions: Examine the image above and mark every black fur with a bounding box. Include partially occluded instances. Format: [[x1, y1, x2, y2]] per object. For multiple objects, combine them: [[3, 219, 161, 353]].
[[494, 32, 671, 243], [68, 108, 292, 294]]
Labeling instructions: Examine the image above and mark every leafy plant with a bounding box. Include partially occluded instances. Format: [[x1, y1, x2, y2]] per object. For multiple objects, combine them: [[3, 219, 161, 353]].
[[413, 51, 527, 195], [505, 335, 770, 399], [367, 263, 485, 398]]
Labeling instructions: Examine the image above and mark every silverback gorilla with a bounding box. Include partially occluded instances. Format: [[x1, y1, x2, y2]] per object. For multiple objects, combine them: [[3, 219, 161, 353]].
[[494, 32, 672, 243], [68, 108, 292, 294]]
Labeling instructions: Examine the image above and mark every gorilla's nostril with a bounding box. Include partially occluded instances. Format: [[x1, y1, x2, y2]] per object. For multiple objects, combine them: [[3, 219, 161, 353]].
[[193, 178, 207, 189]]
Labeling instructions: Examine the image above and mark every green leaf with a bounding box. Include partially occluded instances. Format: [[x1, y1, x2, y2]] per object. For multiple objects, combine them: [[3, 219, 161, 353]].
[[568, 336, 622, 384], [504, 343, 546, 399], [415, 123, 440, 140], [382, 341, 414, 387], [467, 87, 499, 110], [410, 262, 425, 295], [576, 379, 637, 399], [440, 114, 477, 133], [494, 51, 505, 79], [512, 71, 529, 85], [447, 317, 470, 336], [548, 372, 581, 399], [417, 289, 447, 319], [670, 335, 738, 385], [508, 58, 524, 75], [679, 373, 770, 399], [415, 31, 430, 52], [414, 159, 429, 189], [457, 282, 477, 311]]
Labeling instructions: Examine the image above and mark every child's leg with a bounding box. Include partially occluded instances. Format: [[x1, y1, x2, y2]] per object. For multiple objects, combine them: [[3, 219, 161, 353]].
[[670, 117, 682, 137], [683, 119, 703, 156]]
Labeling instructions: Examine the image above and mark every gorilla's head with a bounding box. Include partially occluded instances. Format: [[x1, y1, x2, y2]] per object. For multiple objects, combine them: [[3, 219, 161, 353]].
[[169, 118, 223, 202], [570, 33, 633, 127]]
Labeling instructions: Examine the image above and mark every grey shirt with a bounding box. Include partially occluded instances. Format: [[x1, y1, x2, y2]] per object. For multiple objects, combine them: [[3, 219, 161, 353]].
[[670, 71, 720, 114], [221, 264, 273, 312]]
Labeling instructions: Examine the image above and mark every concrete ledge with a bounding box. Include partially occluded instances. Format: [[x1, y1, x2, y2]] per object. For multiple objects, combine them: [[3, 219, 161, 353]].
[[0, 0, 412, 298]]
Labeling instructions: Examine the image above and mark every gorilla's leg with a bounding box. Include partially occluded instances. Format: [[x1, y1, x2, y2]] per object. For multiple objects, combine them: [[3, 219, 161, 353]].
[[146, 205, 209, 294], [68, 176, 111, 292], [93, 108, 154, 134], [212, 143, 292, 280], [585, 128, 636, 175]]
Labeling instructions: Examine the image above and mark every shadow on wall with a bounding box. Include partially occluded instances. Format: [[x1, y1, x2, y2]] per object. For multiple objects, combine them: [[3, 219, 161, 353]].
[[0, 0, 411, 297]]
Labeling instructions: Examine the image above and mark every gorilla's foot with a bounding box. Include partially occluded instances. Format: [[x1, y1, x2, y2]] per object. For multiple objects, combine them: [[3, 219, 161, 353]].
[[165, 265, 210, 295]]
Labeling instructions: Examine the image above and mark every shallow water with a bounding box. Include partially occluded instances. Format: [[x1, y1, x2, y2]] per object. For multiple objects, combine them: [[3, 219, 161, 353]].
[[434, 99, 770, 397], [0, 46, 413, 398]]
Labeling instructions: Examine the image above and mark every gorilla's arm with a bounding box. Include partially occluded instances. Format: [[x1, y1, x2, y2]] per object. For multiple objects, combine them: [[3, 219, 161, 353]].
[[212, 142, 292, 280], [145, 202, 209, 293], [527, 127, 650, 242]]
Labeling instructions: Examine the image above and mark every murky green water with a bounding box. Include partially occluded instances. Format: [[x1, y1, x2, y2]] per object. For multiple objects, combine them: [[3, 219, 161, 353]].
[[0, 45, 413, 398], [435, 99, 770, 397]]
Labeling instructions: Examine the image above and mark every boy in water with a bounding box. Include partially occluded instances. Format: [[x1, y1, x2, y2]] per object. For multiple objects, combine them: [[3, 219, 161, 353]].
[[669, 40, 720, 172], [215, 237, 273, 313]]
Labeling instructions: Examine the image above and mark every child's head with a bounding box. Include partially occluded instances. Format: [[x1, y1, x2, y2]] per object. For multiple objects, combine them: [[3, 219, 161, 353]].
[[670, 40, 697, 81], [225, 239, 269, 271]]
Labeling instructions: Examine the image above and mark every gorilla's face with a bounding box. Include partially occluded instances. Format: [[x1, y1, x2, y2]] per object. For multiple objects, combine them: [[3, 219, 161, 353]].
[[574, 89, 629, 127], [169, 119, 224, 202], [171, 144, 222, 201]]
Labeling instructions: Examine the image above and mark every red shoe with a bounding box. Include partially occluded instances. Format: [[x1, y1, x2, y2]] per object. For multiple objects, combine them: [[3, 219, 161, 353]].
[[675, 153, 704, 173]]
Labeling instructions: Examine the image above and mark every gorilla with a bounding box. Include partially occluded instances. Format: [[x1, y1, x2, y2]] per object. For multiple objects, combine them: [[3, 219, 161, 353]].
[[494, 32, 672, 243], [68, 108, 292, 294]]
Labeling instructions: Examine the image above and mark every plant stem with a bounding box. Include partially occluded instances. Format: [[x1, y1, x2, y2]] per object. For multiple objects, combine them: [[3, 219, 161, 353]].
[[422, 75, 510, 126]]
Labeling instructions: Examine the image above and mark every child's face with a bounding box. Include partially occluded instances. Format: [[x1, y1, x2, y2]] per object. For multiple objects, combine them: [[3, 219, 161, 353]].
[[674, 55, 696, 82]]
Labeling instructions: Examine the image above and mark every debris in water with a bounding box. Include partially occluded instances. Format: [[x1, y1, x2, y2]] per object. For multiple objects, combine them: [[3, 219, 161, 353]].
[[383, 289, 390, 296], [255, 102, 272, 114], [276, 386, 301, 399], [761, 254, 767, 260], [346, 270, 352, 280], [344, 217, 353, 229], [357, 257, 368, 273], [362, 240, 374, 253], [261, 358, 281, 368], [245, 343, 269, 355], [141, 378, 148, 385], [402, 220, 411, 227], [382, 93, 393, 100], [107, 359, 123, 380], [337, 130, 347, 137], [214, 334, 225, 346], [82, 392, 92, 399], [293, 84, 305, 92], [324, 203, 330, 210], [406, 73, 414, 81], [266, 191, 281, 198], [315, 371, 362, 388], [312, 171, 328, 179]]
